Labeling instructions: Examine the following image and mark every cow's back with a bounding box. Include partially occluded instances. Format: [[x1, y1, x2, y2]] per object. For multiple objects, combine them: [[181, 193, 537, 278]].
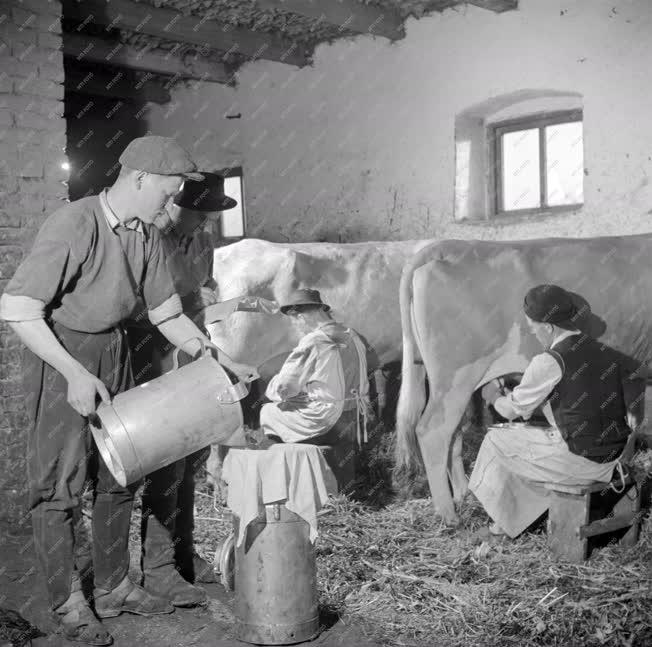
[[411, 234, 652, 375], [210, 238, 434, 370]]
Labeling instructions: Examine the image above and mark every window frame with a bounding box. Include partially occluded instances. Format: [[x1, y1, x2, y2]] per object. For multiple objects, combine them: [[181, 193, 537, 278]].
[[493, 109, 584, 217], [217, 165, 247, 239]]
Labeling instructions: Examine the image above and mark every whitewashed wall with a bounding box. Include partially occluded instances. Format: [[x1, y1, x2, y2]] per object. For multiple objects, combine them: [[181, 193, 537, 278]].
[[149, 0, 652, 244]]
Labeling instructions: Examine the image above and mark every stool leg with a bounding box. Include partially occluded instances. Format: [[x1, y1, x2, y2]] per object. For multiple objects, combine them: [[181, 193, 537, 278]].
[[547, 491, 589, 562], [614, 483, 642, 548]]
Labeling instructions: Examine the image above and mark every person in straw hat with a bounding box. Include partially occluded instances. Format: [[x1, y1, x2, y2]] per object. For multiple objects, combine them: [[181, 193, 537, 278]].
[[260, 288, 372, 447], [470, 284, 646, 539]]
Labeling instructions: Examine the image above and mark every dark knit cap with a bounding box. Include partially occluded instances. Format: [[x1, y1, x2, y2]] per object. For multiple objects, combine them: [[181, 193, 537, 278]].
[[523, 284, 578, 329]]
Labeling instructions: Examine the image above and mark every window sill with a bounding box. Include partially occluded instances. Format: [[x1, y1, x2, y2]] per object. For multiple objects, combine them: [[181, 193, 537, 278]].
[[455, 206, 583, 227]]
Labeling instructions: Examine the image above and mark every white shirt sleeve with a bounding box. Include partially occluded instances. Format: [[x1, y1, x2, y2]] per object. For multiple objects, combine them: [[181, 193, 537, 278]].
[[0, 293, 46, 321], [148, 293, 183, 325], [265, 338, 317, 402], [493, 352, 563, 421]]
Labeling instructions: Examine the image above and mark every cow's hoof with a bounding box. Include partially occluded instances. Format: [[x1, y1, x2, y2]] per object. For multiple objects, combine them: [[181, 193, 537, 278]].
[[452, 488, 469, 506], [434, 504, 459, 526]]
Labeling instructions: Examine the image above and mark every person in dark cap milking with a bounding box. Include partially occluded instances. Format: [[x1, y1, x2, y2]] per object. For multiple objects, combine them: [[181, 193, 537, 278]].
[[469, 284, 646, 539], [0, 139, 257, 646], [128, 172, 275, 607]]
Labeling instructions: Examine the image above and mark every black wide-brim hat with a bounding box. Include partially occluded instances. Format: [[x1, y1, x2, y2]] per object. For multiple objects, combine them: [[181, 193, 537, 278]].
[[523, 284, 578, 330], [174, 171, 237, 212]]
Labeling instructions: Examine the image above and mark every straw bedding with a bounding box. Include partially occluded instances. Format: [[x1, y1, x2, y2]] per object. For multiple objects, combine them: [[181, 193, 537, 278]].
[[187, 438, 652, 647]]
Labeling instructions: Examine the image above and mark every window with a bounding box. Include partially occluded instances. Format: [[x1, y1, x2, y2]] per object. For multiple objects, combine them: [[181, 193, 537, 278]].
[[219, 166, 246, 238], [494, 110, 583, 216]]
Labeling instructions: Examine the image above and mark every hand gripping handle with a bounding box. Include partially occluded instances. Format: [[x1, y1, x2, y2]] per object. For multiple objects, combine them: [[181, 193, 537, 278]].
[[172, 337, 208, 371]]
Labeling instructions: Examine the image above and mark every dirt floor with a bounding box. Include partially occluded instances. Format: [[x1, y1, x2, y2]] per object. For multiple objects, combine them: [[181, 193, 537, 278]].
[[3, 426, 651, 647], [0, 515, 385, 647]]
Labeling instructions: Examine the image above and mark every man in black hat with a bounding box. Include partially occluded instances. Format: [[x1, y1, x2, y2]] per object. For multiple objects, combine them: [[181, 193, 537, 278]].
[[0, 139, 257, 645], [469, 284, 645, 538], [259, 288, 371, 447], [128, 172, 276, 606]]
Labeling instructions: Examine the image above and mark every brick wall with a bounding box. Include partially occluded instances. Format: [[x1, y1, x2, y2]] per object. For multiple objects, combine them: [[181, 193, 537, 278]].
[[0, 0, 67, 521]]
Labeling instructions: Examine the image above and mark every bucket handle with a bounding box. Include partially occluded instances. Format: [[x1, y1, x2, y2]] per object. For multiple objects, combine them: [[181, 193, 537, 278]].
[[216, 380, 250, 404], [172, 337, 209, 371], [171, 337, 250, 404]]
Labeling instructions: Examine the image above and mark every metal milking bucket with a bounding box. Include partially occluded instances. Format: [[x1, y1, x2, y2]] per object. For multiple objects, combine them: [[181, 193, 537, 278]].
[[89, 338, 248, 486]]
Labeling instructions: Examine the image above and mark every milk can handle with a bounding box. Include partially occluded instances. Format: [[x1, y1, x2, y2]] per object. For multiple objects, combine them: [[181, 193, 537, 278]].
[[172, 337, 208, 371], [216, 380, 250, 404]]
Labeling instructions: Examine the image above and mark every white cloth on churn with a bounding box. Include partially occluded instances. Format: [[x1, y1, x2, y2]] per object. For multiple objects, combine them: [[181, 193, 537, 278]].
[[222, 444, 337, 547], [469, 330, 618, 538]]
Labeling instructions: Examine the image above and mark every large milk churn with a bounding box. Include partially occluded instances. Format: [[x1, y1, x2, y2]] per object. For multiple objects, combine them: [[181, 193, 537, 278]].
[[234, 504, 320, 645], [89, 341, 247, 487]]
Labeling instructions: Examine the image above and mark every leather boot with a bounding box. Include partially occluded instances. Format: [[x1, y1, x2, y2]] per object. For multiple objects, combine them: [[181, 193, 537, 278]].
[[94, 576, 173, 618], [143, 566, 208, 607], [188, 553, 218, 584]]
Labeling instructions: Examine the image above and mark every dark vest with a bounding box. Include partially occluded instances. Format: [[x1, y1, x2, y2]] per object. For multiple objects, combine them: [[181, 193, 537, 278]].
[[546, 334, 634, 463]]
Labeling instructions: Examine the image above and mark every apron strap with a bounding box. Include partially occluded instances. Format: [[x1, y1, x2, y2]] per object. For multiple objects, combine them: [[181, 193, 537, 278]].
[[610, 460, 627, 494], [349, 330, 370, 448]]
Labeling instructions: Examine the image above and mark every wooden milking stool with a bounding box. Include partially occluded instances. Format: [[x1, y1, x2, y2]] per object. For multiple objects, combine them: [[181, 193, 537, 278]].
[[545, 474, 643, 562]]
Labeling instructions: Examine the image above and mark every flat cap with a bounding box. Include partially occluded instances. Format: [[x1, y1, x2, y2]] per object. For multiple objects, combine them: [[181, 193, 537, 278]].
[[523, 284, 578, 330], [118, 136, 204, 180]]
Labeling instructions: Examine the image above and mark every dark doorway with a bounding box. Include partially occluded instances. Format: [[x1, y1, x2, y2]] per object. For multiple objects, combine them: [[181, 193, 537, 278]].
[[63, 61, 150, 200]]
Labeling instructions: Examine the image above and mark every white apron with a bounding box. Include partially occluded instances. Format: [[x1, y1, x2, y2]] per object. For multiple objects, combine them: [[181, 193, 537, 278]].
[[468, 423, 617, 538]]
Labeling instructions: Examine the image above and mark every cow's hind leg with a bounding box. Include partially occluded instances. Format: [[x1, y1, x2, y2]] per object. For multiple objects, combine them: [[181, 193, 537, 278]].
[[415, 401, 467, 524], [450, 432, 467, 505], [450, 393, 485, 504]]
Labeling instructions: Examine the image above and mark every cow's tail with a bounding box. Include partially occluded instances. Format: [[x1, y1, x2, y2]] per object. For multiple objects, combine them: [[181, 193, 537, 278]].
[[394, 259, 427, 476]]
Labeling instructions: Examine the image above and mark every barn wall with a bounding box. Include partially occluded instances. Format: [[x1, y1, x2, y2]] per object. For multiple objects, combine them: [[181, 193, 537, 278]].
[[0, 0, 68, 520], [147, 81, 243, 176], [160, 0, 652, 244]]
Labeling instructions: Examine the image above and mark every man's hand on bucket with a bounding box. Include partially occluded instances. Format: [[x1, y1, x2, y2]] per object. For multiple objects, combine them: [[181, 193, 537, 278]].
[[66, 367, 111, 416]]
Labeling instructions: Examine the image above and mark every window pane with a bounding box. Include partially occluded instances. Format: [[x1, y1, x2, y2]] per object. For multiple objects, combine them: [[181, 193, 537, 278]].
[[501, 128, 540, 211], [221, 176, 245, 237], [545, 121, 584, 206]]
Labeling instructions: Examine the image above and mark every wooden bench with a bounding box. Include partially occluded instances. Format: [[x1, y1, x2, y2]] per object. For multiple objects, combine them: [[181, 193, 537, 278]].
[[545, 475, 643, 562]]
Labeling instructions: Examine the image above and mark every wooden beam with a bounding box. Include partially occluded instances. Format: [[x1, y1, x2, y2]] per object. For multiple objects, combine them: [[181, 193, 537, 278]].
[[64, 65, 171, 103], [63, 33, 233, 84], [466, 0, 518, 12], [253, 0, 404, 41], [62, 0, 309, 67]]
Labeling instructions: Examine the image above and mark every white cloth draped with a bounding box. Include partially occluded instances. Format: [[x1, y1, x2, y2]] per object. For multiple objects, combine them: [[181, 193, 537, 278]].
[[222, 444, 337, 547]]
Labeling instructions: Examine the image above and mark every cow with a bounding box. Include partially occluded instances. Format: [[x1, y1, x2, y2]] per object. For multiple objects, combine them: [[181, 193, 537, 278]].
[[394, 235, 652, 524], [203, 237, 435, 486], [206, 237, 435, 405]]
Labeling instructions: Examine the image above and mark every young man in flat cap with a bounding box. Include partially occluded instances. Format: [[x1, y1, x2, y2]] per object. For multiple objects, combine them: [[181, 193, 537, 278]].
[[470, 284, 645, 539], [0, 137, 256, 645], [260, 288, 371, 448]]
